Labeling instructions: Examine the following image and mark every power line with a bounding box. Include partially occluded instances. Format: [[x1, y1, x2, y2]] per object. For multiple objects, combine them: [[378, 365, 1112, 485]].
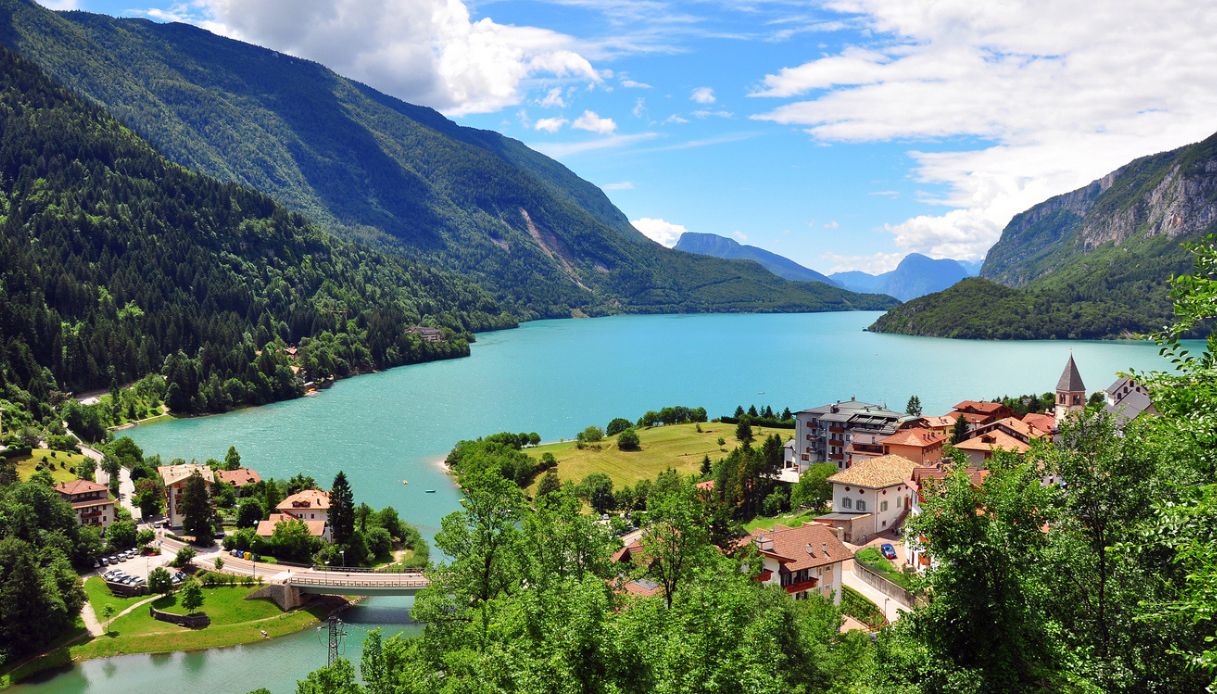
[[327, 615, 347, 666]]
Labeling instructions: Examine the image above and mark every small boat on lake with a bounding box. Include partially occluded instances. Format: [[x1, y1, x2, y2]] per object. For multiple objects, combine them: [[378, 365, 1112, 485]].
[[424, 489, 436, 493]]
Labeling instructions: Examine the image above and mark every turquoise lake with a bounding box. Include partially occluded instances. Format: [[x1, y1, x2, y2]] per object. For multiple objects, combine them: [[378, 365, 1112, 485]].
[[17, 311, 1196, 693]]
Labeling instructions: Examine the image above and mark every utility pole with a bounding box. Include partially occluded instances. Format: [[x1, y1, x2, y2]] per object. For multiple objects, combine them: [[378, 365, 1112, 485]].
[[327, 615, 345, 666]]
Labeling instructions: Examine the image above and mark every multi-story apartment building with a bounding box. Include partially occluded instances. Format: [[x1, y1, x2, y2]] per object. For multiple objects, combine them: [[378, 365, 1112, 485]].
[[793, 399, 909, 470]]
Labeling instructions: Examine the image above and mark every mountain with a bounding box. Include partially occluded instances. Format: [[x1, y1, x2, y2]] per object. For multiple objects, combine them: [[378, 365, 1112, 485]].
[[829, 254, 969, 301], [958, 260, 984, 276], [0, 0, 895, 318], [673, 232, 838, 285], [0, 45, 514, 417], [870, 133, 1217, 339]]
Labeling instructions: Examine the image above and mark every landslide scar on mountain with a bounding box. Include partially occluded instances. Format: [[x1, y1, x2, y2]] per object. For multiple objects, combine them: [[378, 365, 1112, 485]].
[[520, 207, 589, 290]]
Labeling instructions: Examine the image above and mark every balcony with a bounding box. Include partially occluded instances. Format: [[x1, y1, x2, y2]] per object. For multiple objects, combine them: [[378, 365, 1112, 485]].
[[829, 425, 845, 434]]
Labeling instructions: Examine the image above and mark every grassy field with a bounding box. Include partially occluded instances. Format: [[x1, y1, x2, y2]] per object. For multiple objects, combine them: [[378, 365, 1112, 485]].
[[83, 576, 151, 621], [526, 421, 794, 493], [743, 509, 819, 532], [71, 585, 341, 659], [14, 448, 87, 483], [856, 547, 917, 591]]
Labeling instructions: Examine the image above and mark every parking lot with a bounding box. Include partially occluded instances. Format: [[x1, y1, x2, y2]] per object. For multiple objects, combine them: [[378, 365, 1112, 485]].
[[94, 546, 174, 581]]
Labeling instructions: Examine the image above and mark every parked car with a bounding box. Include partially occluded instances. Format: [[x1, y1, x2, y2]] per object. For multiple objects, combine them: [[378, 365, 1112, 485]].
[[93, 560, 102, 569], [880, 543, 897, 560]]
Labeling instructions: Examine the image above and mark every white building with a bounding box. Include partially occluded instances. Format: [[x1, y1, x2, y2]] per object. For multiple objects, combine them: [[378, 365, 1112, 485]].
[[794, 399, 908, 471], [1104, 376, 1156, 430], [817, 454, 918, 543], [746, 523, 852, 605], [158, 463, 212, 528]]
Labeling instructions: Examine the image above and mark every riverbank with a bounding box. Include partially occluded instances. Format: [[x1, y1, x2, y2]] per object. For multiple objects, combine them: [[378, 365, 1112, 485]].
[[0, 585, 349, 689]]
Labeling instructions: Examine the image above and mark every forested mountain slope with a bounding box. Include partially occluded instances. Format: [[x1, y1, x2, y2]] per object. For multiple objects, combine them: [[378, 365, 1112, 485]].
[[0, 0, 895, 317], [673, 232, 838, 285], [0, 46, 513, 418], [871, 133, 1217, 338]]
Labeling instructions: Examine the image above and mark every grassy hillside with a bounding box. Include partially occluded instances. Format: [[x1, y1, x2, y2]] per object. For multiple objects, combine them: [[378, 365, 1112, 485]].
[[0, 0, 896, 318], [526, 421, 792, 493]]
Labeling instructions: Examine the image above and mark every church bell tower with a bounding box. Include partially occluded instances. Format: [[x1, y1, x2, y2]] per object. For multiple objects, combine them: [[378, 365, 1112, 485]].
[[1054, 354, 1087, 427]]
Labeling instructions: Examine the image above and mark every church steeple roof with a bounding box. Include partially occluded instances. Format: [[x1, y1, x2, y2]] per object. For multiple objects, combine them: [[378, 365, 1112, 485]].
[[1056, 355, 1086, 392]]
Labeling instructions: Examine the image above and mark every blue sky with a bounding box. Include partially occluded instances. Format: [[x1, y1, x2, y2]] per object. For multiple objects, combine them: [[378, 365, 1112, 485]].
[[44, 0, 1217, 274]]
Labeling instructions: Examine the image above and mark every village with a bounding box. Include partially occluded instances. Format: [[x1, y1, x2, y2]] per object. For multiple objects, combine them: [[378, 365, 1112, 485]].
[[606, 355, 1157, 627]]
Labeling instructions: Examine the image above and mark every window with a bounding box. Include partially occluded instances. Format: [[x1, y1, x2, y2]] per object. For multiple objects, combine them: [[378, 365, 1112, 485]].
[[880, 501, 888, 512], [896, 496, 903, 508], [841, 497, 852, 510], [857, 500, 866, 512]]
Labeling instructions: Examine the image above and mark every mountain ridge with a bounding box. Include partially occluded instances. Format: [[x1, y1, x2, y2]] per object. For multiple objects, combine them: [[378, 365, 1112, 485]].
[[830, 253, 970, 301], [870, 133, 1217, 339], [672, 232, 838, 285], [0, 0, 895, 318]]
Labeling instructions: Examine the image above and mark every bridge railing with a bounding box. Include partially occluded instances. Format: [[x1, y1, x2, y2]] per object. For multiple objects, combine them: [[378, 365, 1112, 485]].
[[311, 565, 426, 574], [287, 576, 431, 588]]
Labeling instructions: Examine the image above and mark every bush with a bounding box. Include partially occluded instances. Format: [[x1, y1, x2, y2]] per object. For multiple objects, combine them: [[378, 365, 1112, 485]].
[[606, 418, 633, 436], [173, 546, 196, 568], [106, 520, 137, 551], [366, 527, 392, 562], [616, 428, 641, 450], [763, 487, 788, 516], [148, 566, 173, 594], [136, 528, 156, 546], [577, 426, 604, 444]]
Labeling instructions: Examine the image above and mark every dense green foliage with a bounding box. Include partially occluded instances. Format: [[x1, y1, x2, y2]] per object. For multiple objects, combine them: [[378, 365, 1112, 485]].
[[0, 477, 99, 663], [0, 46, 512, 433], [0, 0, 896, 320], [286, 470, 872, 693], [872, 134, 1217, 339]]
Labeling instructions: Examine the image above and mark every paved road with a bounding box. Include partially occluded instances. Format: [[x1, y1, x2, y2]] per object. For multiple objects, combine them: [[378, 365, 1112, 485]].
[[94, 461, 139, 520]]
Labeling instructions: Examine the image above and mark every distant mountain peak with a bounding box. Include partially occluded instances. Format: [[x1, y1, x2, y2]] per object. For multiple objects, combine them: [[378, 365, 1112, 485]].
[[673, 232, 838, 286], [829, 254, 968, 301]]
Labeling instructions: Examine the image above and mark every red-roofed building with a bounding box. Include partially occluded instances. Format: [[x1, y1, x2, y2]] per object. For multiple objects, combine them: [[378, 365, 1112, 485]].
[[215, 468, 261, 488], [54, 480, 116, 529], [255, 512, 328, 539], [1021, 412, 1056, 435], [905, 465, 989, 572], [950, 401, 1014, 426], [881, 428, 946, 465], [745, 523, 852, 604]]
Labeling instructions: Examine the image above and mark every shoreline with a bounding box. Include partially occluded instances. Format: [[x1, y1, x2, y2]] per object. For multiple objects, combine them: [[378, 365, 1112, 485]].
[[2, 591, 354, 689]]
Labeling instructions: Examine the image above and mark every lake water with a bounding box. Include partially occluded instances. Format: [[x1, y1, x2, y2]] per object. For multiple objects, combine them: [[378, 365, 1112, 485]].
[[18, 311, 1195, 692]]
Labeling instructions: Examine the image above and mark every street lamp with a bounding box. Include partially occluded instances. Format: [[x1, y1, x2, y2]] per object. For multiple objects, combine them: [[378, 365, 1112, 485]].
[[340, 549, 345, 569]]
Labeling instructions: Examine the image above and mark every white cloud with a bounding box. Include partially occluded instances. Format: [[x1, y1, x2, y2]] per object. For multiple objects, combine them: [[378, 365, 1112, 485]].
[[751, 0, 1217, 260], [532, 132, 659, 158], [631, 217, 687, 247], [36, 0, 79, 9], [664, 114, 690, 125], [869, 190, 900, 198], [603, 181, 635, 190], [731, 230, 749, 242], [572, 110, 617, 134], [690, 86, 716, 104], [822, 220, 840, 230], [539, 87, 567, 108], [621, 79, 652, 89], [692, 109, 733, 119], [186, 0, 600, 116], [632, 97, 646, 118], [534, 117, 568, 133]]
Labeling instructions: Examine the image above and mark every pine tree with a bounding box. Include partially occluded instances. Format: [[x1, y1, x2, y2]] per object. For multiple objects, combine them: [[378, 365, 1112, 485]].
[[951, 415, 969, 444], [906, 395, 923, 416], [181, 471, 214, 544], [330, 471, 355, 546], [224, 446, 241, 471]]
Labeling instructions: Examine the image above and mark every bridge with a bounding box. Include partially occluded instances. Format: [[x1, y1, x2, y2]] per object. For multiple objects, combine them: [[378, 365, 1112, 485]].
[[283, 568, 431, 596]]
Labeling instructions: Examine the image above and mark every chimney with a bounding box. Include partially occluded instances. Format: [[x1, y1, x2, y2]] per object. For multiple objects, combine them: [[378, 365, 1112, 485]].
[[804, 543, 814, 556], [754, 534, 773, 552], [831, 526, 844, 542]]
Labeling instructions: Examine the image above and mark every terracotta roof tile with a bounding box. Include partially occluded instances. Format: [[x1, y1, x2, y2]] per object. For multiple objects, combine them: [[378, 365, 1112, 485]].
[[746, 523, 852, 572], [827, 454, 919, 488], [276, 489, 330, 512], [881, 428, 945, 448], [54, 479, 108, 496], [215, 468, 262, 487]]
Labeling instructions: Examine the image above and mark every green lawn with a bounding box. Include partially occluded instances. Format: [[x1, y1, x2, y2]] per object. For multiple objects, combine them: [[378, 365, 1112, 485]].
[[72, 585, 341, 659], [526, 421, 793, 493], [15, 449, 87, 483], [83, 576, 151, 621], [744, 510, 818, 532], [855, 547, 917, 591]]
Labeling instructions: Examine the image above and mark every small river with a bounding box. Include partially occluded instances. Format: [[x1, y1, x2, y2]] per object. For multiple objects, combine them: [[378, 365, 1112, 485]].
[[17, 311, 1196, 692]]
